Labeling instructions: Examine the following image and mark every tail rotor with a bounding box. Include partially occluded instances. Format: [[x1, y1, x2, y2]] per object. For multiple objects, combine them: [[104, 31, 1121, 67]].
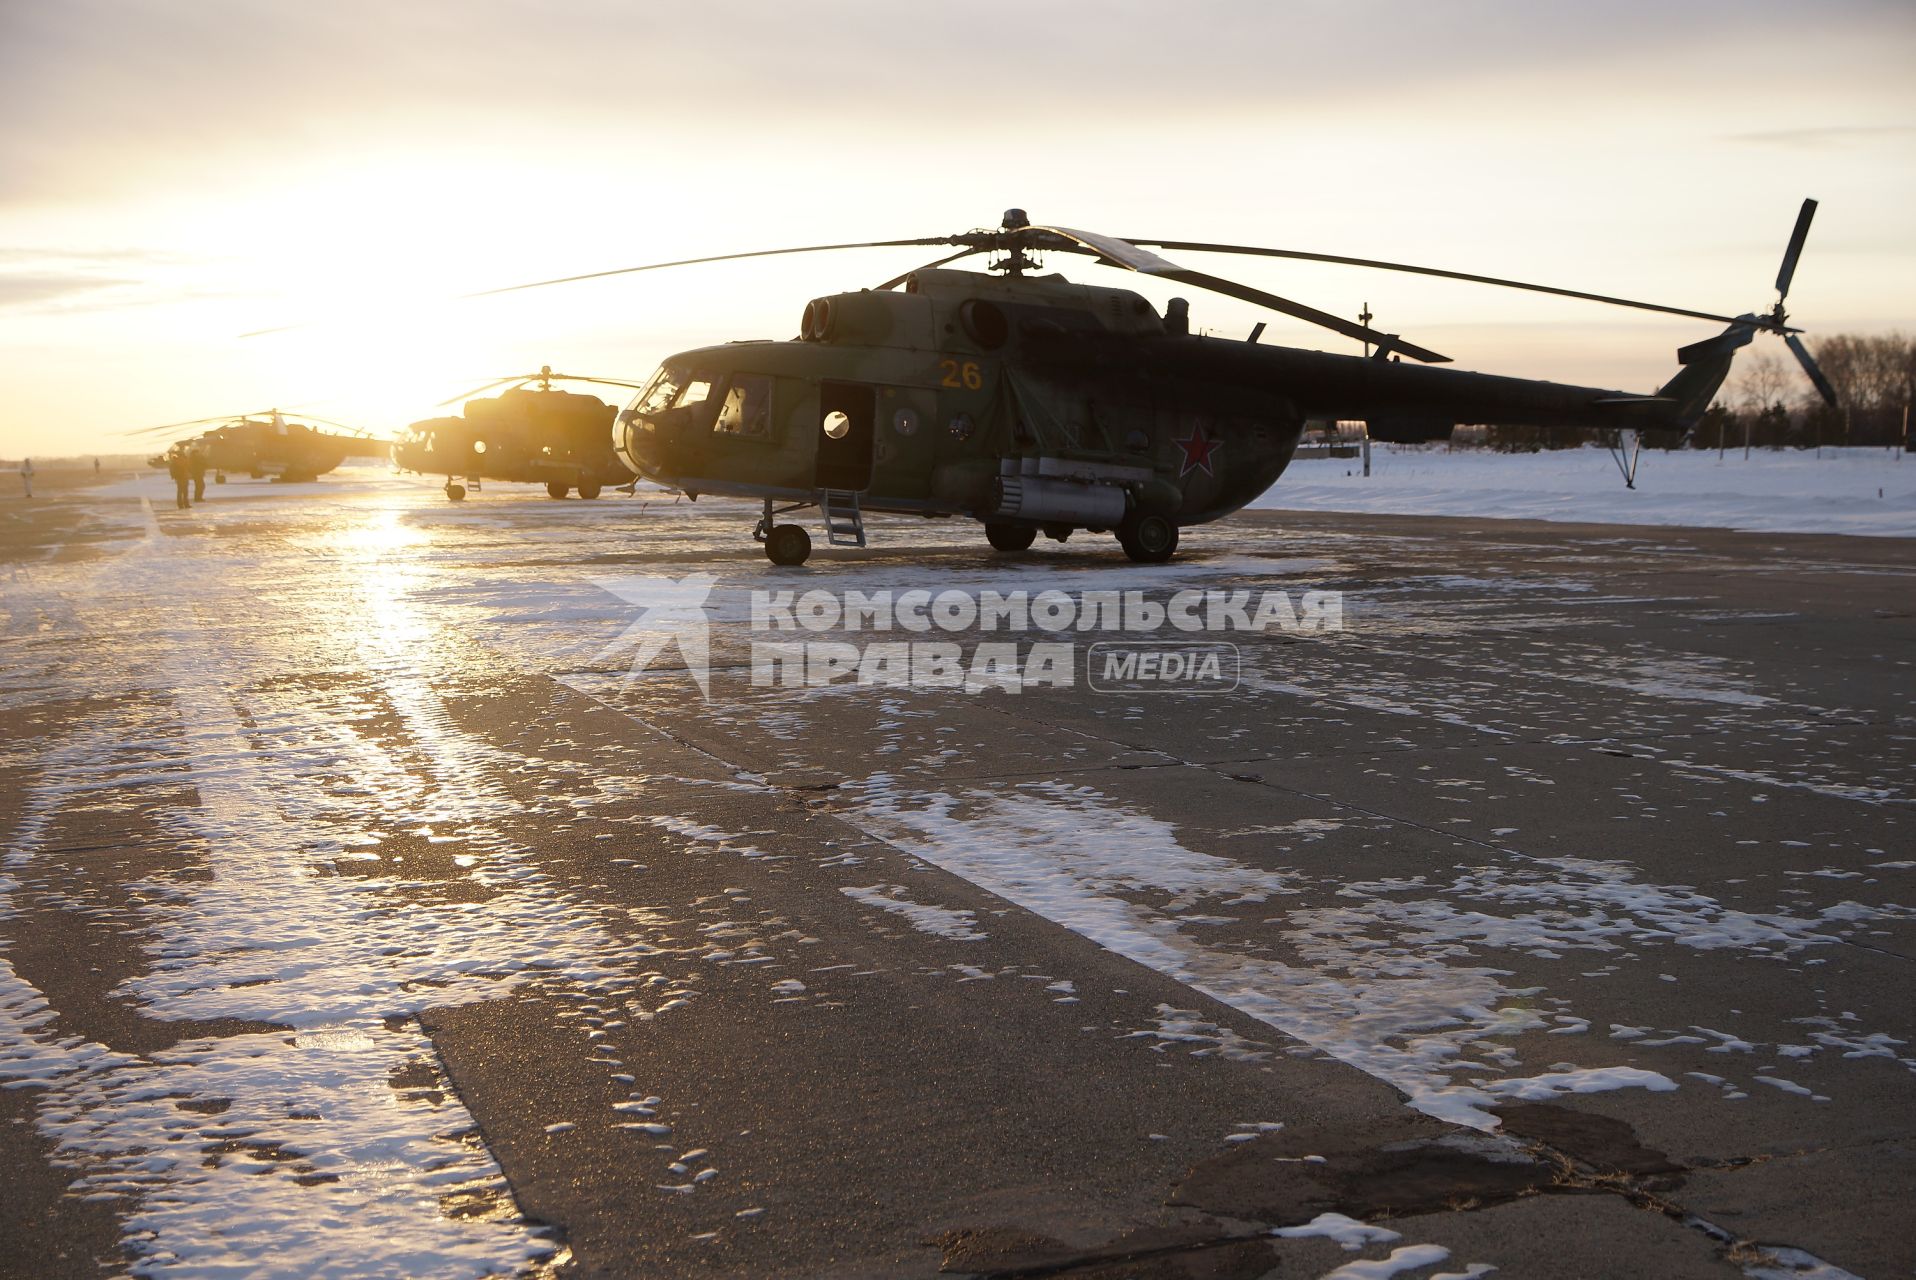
[[1768, 199, 1839, 407]]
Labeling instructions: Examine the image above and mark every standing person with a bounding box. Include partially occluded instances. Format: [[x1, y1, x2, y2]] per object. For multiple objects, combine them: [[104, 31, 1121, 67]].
[[189, 448, 208, 503], [167, 449, 191, 509], [93, 457, 101, 478], [18, 458, 32, 499]]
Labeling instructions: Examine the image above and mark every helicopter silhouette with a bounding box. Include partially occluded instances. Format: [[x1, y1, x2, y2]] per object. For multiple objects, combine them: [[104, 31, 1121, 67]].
[[129, 409, 379, 484], [480, 202, 1837, 563], [393, 366, 647, 501]]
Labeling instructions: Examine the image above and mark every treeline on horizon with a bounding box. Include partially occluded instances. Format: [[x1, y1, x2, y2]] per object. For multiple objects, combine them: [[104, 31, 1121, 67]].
[[1482, 331, 1913, 452]]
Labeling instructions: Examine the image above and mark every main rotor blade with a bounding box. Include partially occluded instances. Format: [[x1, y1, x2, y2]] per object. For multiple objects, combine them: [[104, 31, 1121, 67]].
[[435, 377, 524, 408], [287, 413, 363, 433], [1784, 334, 1839, 407], [1033, 226, 1185, 274], [1035, 225, 1449, 362], [1123, 237, 1796, 333], [120, 408, 280, 437], [541, 373, 649, 391], [1775, 198, 1817, 300], [1166, 266, 1452, 363], [875, 246, 984, 291], [465, 238, 957, 300], [122, 416, 228, 437], [123, 421, 222, 438]]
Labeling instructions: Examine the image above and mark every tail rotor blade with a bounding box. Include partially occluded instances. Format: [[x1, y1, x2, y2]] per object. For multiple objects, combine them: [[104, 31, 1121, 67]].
[[1783, 334, 1839, 407], [1775, 198, 1818, 300]]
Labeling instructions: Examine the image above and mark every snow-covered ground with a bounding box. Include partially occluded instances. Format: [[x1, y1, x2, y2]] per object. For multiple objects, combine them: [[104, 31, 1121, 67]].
[[94, 449, 1916, 540], [1254, 445, 1916, 538]]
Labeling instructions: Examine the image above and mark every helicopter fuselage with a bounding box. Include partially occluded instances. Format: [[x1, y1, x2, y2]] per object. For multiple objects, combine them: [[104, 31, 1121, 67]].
[[156, 421, 355, 483], [616, 269, 1308, 533], [615, 266, 1700, 550], [395, 386, 634, 498]]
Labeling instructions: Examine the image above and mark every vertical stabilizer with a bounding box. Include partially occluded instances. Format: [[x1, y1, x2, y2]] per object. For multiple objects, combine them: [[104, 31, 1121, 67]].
[[1657, 318, 1760, 426]]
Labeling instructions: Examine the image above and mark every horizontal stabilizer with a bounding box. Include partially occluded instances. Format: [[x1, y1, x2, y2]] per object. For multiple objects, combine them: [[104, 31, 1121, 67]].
[[1676, 319, 1759, 366]]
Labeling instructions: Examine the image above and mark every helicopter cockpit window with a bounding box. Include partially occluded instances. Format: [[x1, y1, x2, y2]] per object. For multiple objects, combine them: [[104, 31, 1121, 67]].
[[634, 364, 689, 416], [714, 375, 771, 437], [676, 379, 712, 408]]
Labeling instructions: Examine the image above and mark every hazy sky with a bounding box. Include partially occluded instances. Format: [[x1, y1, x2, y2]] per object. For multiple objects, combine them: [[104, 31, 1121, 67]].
[[2, 0, 1912, 456]]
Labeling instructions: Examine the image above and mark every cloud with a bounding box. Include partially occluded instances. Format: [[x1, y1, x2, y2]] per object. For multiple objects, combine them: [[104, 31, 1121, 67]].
[[0, 272, 130, 307], [1724, 125, 1916, 149], [0, 250, 237, 313], [6, 0, 1908, 207]]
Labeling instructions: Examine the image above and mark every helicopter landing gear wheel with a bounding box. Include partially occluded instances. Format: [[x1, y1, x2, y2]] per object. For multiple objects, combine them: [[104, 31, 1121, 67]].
[[546, 481, 570, 499], [765, 524, 812, 566], [1118, 513, 1179, 563], [577, 481, 602, 500], [445, 483, 467, 502], [985, 522, 1036, 552]]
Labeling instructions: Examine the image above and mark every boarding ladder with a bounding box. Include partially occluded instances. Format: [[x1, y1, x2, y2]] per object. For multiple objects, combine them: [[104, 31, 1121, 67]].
[[821, 490, 866, 547]]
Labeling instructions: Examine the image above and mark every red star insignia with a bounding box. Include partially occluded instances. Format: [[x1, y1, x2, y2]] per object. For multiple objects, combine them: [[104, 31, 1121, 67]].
[[1175, 424, 1219, 477]]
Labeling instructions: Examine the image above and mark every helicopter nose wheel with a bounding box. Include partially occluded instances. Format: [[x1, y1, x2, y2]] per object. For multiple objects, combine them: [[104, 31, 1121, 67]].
[[764, 524, 813, 566], [444, 482, 467, 502], [1118, 513, 1178, 563], [577, 481, 602, 500], [984, 522, 1037, 553], [546, 481, 571, 499]]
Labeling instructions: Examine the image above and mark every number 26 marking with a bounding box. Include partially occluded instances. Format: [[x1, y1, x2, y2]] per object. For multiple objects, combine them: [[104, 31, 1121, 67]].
[[940, 359, 983, 391]]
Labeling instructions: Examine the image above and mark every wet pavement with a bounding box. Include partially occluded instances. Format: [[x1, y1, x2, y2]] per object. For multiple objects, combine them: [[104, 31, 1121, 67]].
[[2, 468, 1912, 1279]]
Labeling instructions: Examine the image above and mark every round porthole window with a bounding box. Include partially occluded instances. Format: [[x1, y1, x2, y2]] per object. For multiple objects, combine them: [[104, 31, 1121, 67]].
[[472, 439, 488, 455], [893, 408, 919, 437], [822, 410, 852, 439], [949, 413, 975, 441]]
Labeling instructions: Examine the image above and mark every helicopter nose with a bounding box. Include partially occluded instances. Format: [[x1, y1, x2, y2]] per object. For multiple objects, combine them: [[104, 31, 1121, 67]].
[[616, 410, 668, 480]]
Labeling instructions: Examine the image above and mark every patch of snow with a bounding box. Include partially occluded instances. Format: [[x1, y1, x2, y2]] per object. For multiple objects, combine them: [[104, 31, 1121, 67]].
[[1252, 444, 1916, 538], [1478, 1066, 1677, 1103], [1125, 1004, 1272, 1062], [1316, 1243, 1453, 1279], [840, 883, 986, 941], [1271, 1212, 1401, 1251], [1741, 1246, 1863, 1279]]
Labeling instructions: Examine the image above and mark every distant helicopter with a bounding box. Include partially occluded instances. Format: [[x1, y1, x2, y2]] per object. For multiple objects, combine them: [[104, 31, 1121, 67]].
[[131, 410, 379, 483], [394, 366, 646, 501], [498, 202, 1837, 564]]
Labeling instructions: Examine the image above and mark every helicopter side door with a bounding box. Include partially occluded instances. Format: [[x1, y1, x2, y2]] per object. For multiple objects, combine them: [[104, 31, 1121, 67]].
[[815, 381, 875, 492]]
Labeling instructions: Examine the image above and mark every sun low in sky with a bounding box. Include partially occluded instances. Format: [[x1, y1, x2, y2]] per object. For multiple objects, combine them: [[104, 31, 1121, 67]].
[[1, 0, 1912, 457]]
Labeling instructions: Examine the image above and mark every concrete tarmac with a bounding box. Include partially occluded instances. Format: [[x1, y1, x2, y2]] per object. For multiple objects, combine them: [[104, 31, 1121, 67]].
[[1, 471, 1911, 1278]]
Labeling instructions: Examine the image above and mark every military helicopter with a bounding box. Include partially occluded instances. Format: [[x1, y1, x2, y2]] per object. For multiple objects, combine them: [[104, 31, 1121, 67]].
[[394, 366, 646, 501], [130, 409, 379, 483], [490, 202, 1836, 564]]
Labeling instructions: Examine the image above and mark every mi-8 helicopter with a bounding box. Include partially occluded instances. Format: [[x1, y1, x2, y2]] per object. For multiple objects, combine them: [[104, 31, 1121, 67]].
[[394, 366, 646, 501], [489, 202, 1836, 564], [130, 409, 379, 483]]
